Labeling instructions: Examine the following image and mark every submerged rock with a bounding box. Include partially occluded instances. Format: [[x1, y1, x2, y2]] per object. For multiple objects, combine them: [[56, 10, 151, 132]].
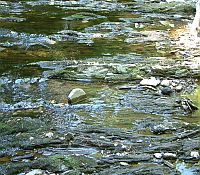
[[68, 88, 86, 104], [125, 30, 169, 43], [62, 12, 106, 21]]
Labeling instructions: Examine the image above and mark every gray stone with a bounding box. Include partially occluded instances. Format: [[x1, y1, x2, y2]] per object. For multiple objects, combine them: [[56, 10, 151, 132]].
[[68, 88, 86, 104], [154, 153, 162, 159], [26, 169, 43, 175], [140, 77, 160, 87], [161, 80, 172, 87], [115, 65, 127, 74], [190, 151, 199, 158], [163, 153, 177, 159], [161, 87, 173, 95], [0, 47, 5, 52], [175, 85, 183, 92], [181, 98, 198, 111]]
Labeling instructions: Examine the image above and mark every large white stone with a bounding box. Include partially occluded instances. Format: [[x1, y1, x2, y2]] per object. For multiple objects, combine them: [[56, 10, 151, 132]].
[[140, 77, 160, 87], [154, 153, 162, 159], [26, 169, 43, 175], [68, 88, 86, 104], [161, 80, 172, 87], [190, 151, 199, 158], [163, 153, 177, 158]]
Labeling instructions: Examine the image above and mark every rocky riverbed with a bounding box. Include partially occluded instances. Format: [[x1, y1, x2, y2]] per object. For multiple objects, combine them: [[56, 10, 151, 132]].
[[0, 0, 200, 174]]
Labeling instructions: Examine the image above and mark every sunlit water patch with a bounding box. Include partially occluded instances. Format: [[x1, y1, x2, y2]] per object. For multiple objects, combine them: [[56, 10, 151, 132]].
[[176, 162, 200, 175]]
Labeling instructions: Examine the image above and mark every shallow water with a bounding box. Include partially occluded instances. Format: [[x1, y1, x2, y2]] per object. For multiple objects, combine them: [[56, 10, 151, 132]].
[[0, 0, 200, 174], [176, 162, 198, 175]]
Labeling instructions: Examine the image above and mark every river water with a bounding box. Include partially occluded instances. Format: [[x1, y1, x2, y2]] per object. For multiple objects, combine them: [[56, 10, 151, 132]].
[[0, 0, 200, 174]]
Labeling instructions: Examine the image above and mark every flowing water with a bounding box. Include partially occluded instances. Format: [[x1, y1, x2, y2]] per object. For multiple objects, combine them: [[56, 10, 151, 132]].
[[0, 0, 200, 174]]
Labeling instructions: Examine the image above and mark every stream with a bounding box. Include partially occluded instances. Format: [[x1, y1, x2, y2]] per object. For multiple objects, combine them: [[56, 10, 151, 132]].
[[0, 0, 200, 174]]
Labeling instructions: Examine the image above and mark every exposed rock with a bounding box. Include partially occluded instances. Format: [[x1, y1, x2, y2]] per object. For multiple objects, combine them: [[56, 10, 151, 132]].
[[61, 170, 80, 175], [68, 88, 86, 104], [26, 169, 44, 175], [162, 153, 177, 159], [0, 47, 5, 52], [154, 153, 162, 159], [119, 162, 129, 166], [140, 77, 160, 87], [181, 98, 198, 112], [159, 20, 174, 27], [101, 154, 151, 163], [161, 80, 172, 87], [1, 1, 200, 175], [154, 153, 177, 159], [151, 123, 176, 134], [115, 65, 127, 74], [118, 85, 134, 90], [190, 151, 199, 158], [45, 132, 54, 138], [161, 86, 173, 95], [175, 85, 183, 92]]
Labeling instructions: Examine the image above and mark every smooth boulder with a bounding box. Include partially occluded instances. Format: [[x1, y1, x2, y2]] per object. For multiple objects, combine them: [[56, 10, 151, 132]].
[[161, 87, 173, 95], [140, 77, 160, 87], [26, 169, 43, 175], [161, 79, 172, 87], [68, 88, 86, 104]]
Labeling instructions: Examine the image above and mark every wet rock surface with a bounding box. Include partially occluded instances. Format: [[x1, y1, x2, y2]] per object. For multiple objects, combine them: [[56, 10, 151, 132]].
[[68, 88, 86, 104], [0, 0, 200, 175]]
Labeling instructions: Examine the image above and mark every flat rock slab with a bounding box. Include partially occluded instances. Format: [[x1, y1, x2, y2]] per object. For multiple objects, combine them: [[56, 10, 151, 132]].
[[140, 77, 161, 87]]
